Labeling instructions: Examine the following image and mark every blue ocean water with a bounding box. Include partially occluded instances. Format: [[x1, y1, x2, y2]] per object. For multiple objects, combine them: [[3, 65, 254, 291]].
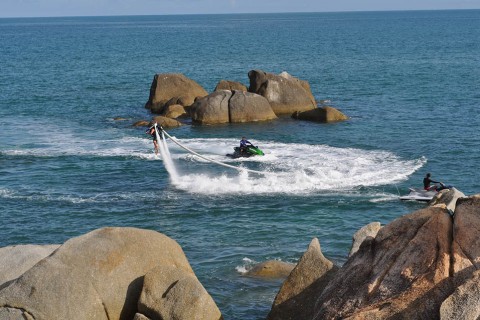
[[1, 10, 479, 319]]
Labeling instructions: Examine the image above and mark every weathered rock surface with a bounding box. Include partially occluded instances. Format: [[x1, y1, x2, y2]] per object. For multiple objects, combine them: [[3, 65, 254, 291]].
[[190, 90, 277, 125], [0, 307, 33, 320], [440, 269, 480, 320], [132, 120, 150, 127], [314, 206, 454, 319], [450, 196, 480, 277], [151, 116, 182, 129], [137, 265, 222, 320], [133, 313, 150, 320], [245, 260, 295, 279], [161, 104, 187, 119], [229, 90, 277, 123], [214, 80, 247, 92], [349, 222, 382, 257], [429, 187, 465, 212], [0, 244, 59, 287], [190, 90, 231, 124], [145, 73, 208, 112], [267, 238, 338, 320], [292, 106, 349, 123], [0, 227, 220, 320], [248, 70, 316, 115], [309, 196, 480, 319]]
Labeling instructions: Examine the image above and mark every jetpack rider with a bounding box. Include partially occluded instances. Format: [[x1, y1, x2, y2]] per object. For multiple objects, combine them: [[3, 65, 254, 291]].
[[146, 123, 159, 155]]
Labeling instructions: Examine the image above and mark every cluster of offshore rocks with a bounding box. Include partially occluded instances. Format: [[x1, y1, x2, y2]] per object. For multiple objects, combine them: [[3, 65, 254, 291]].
[[129, 69, 348, 128], [2, 187, 480, 320]]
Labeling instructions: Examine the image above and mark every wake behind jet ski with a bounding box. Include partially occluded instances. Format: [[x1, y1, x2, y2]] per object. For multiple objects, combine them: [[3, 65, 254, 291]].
[[400, 188, 438, 202], [226, 136, 264, 159]]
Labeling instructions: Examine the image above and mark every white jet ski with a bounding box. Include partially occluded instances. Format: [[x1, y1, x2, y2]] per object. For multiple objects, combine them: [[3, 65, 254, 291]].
[[399, 188, 437, 202]]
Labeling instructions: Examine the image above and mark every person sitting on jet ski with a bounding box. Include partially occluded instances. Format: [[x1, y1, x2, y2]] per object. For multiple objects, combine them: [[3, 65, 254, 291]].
[[423, 173, 440, 191], [240, 137, 253, 153]]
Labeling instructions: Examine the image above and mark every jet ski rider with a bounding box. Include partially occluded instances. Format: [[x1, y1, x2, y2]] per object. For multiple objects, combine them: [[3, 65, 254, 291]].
[[423, 173, 440, 191], [240, 137, 253, 153]]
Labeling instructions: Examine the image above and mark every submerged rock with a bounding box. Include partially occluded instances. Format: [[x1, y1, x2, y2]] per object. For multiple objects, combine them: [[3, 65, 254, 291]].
[[151, 116, 182, 129], [132, 120, 151, 127], [245, 260, 295, 279], [292, 106, 349, 123]]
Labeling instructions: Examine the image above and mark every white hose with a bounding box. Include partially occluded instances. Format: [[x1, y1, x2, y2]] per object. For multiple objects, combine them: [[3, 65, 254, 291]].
[[156, 125, 268, 175]]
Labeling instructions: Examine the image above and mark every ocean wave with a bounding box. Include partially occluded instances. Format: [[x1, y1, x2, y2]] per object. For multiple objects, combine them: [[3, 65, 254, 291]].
[[0, 188, 157, 204]]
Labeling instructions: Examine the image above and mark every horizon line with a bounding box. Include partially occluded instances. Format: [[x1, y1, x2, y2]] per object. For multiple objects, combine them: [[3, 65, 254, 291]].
[[1, 8, 479, 19]]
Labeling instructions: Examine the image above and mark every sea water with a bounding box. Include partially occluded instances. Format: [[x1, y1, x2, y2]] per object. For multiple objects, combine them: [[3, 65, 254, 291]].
[[1, 10, 479, 319]]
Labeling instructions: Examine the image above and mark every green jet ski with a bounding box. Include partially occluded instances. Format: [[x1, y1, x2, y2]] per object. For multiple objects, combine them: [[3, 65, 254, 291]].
[[226, 146, 264, 159]]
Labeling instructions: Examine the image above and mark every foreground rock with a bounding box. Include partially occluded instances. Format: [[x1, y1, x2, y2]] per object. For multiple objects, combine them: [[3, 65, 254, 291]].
[[313, 206, 454, 319], [267, 238, 338, 320], [0, 244, 59, 287], [310, 195, 480, 319], [429, 187, 465, 212], [137, 265, 221, 320], [349, 222, 382, 257], [190, 90, 277, 125], [0, 227, 221, 320], [292, 106, 349, 123], [248, 70, 316, 115], [440, 269, 480, 320], [145, 73, 208, 113]]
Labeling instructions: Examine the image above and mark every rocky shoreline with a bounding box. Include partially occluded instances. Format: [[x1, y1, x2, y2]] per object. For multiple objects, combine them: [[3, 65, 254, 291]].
[[2, 188, 479, 319]]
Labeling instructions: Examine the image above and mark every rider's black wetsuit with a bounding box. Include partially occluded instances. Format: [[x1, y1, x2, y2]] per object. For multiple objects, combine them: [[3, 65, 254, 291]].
[[147, 127, 156, 141], [423, 177, 439, 190]]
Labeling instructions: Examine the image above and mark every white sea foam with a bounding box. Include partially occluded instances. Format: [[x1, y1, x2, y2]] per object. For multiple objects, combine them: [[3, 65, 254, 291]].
[[164, 138, 426, 195], [368, 192, 403, 203], [236, 257, 256, 274], [3, 135, 152, 158], [2, 125, 426, 196], [0, 187, 157, 204]]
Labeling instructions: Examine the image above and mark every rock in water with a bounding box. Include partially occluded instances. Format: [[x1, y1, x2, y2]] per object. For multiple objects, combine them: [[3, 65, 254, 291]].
[[248, 69, 316, 115], [145, 73, 208, 112]]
